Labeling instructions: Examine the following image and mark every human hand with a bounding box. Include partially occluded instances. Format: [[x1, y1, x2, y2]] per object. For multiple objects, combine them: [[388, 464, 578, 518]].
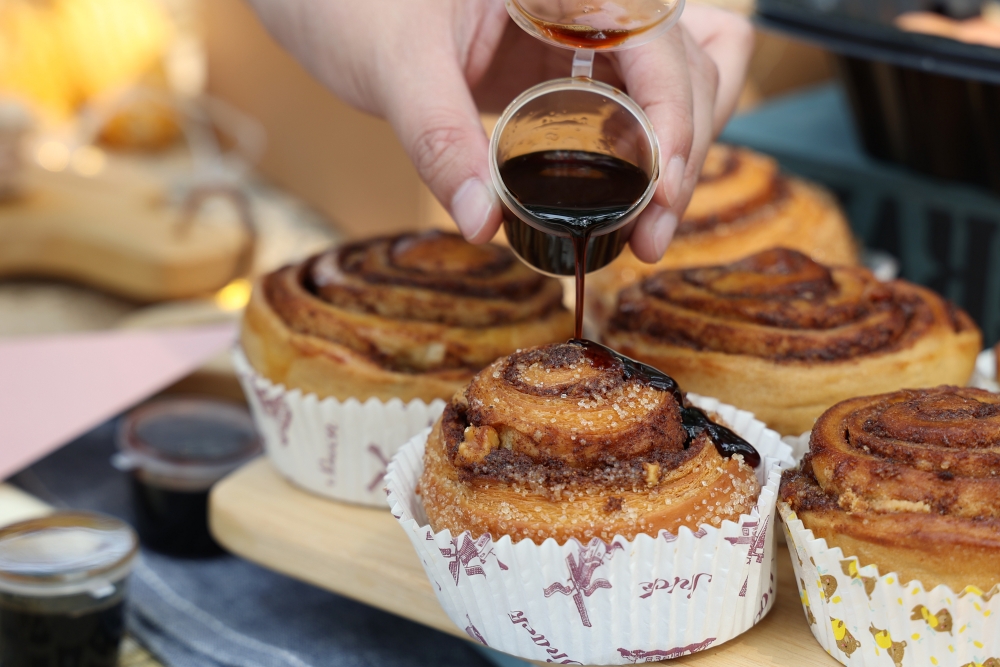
[[247, 0, 753, 262]]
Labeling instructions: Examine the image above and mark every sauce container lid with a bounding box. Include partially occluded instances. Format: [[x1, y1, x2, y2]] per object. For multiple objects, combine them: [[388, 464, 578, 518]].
[[115, 397, 261, 490], [0, 511, 138, 598]]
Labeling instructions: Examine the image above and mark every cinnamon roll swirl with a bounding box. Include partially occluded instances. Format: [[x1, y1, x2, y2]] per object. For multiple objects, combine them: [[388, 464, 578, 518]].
[[588, 144, 858, 323], [419, 340, 761, 544], [241, 231, 574, 402], [781, 386, 1000, 591], [603, 248, 981, 436]]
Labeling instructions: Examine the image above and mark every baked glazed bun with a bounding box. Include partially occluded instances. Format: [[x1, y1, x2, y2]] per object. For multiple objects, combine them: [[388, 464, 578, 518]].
[[419, 340, 761, 544], [781, 386, 1000, 592], [603, 248, 982, 436], [588, 144, 857, 323], [241, 231, 574, 403]]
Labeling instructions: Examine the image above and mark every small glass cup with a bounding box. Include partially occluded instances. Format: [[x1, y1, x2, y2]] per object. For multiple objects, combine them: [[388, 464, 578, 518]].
[[114, 397, 261, 557], [490, 77, 660, 276], [0, 512, 138, 667], [506, 0, 685, 51]]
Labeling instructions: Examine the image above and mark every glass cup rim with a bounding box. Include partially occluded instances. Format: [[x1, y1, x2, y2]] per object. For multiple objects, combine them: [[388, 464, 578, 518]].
[[489, 77, 661, 238], [0, 511, 138, 598], [504, 0, 686, 52]]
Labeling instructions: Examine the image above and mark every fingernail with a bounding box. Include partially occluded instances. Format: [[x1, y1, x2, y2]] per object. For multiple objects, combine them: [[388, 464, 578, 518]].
[[652, 210, 678, 259], [451, 178, 497, 241], [663, 155, 686, 207]]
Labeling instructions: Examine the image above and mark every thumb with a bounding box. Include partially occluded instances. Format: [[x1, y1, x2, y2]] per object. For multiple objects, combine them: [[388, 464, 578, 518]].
[[382, 59, 501, 243]]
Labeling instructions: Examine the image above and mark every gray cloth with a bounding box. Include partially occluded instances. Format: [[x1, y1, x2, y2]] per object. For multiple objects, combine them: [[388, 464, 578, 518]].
[[13, 420, 512, 667]]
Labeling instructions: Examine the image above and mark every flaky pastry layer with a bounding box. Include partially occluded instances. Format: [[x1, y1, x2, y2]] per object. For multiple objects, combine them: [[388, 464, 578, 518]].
[[241, 232, 574, 402], [419, 342, 760, 544], [781, 387, 1000, 591], [603, 249, 981, 435]]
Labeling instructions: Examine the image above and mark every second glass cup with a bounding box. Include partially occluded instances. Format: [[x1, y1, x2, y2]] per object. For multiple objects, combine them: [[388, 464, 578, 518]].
[[489, 77, 660, 276]]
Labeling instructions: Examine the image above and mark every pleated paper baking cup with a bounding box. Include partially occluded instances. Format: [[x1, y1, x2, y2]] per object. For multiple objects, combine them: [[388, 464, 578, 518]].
[[780, 503, 1000, 667], [386, 395, 794, 665], [233, 348, 445, 507]]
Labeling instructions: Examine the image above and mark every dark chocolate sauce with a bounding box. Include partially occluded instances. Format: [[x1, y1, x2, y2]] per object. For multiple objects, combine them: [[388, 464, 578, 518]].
[[573, 234, 588, 338], [570, 339, 761, 467], [0, 599, 125, 667], [499, 150, 649, 337]]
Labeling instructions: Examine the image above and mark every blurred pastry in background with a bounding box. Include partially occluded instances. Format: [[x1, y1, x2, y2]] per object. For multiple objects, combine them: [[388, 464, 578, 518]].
[[587, 144, 858, 323], [96, 71, 183, 152], [0, 99, 31, 200], [0, 165, 254, 302], [0, 0, 173, 119], [602, 248, 981, 436], [896, 3, 1000, 48]]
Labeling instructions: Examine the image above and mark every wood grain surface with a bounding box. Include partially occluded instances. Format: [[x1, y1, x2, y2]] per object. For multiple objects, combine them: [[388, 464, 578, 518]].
[[210, 458, 840, 667]]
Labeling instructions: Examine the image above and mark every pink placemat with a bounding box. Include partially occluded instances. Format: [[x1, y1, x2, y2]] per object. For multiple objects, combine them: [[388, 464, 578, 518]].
[[0, 323, 236, 481]]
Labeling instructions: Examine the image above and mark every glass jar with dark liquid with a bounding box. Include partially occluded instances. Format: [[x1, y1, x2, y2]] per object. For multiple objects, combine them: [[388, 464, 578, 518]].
[[0, 512, 138, 667], [490, 0, 682, 336], [114, 398, 261, 557]]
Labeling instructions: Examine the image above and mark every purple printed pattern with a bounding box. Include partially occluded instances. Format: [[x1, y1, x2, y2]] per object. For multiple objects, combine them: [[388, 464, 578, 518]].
[[724, 516, 769, 564], [724, 516, 769, 598], [616, 638, 716, 663], [755, 572, 775, 624], [317, 425, 338, 486], [438, 532, 508, 585], [464, 616, 488, 646], [366, 444, 390, 492], [250, 383, 292, 447], [509, 611, 581, 664], [661, 527, 707, 543], [638, 572, 712, 600], [543, 539, 624, 628]]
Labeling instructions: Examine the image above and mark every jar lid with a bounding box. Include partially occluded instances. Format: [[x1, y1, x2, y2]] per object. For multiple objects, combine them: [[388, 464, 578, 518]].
[[115, 397, 261, 489], [0, 511, 138, 597]]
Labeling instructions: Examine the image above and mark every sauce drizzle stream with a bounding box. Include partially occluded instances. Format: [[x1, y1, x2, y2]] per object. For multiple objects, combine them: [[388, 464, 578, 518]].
[[571, 338, 761, 467]]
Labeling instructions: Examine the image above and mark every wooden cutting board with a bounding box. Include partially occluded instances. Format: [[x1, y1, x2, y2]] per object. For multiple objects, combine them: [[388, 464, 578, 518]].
[[210, 459, 839, 667]]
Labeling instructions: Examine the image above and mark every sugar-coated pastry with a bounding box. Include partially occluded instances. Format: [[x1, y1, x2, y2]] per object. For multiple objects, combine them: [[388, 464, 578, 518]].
[[419, 340, 761, 544], [603, 247, 981, 436]]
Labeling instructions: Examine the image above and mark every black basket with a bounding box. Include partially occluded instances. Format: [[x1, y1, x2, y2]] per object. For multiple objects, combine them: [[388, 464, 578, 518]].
[[757, 0, 1000, 193], [721, 84, 1000, 346]]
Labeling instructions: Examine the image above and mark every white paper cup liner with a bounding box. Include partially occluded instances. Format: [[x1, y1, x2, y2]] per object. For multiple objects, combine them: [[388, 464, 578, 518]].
[[780, 503, 1000, 667], [386, 395, 794, 665], [233, 347, 445, 507], [971, 348, 998, 392], [783, 432, 812, 464]]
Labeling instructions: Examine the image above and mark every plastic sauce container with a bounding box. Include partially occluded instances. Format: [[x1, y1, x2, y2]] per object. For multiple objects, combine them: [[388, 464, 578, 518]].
[[0, 511, 138, 667], [115, 398, 261, 557], [489, 0, 684, 277]]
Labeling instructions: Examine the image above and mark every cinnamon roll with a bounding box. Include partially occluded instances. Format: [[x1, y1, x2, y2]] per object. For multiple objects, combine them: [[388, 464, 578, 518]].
[[419, 340, 761, 544], [588, 144, 858, 323], [780, 386, 1000, 591], [603, 248, 981, 436], [241, 231, 574, 403]]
